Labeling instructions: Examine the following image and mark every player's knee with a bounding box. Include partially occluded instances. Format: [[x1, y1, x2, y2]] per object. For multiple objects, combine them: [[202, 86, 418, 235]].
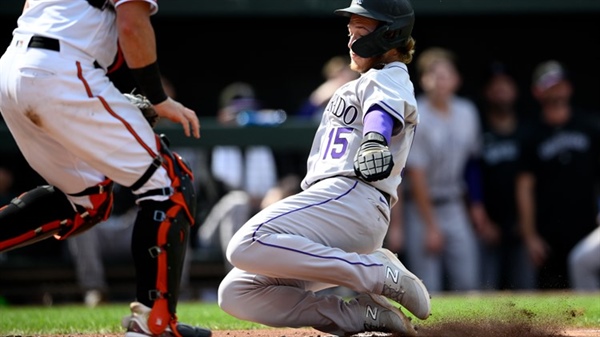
[[217, 279, 248, 319], [224, 230, 252, 269], [217, 281, 233, 313], [226, 240, 257, 271]]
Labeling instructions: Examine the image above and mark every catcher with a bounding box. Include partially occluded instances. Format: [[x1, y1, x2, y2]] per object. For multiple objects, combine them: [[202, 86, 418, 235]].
[[0, 1, 209, 336]]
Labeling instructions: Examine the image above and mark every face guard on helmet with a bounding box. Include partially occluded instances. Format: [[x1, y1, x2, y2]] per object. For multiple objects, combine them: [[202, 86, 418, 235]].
[[335, 0, 415, 58]]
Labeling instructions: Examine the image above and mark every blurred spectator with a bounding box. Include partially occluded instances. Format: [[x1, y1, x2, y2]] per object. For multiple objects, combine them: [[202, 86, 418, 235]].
[[197, 173, 301, 273], [401, 47, 490, 293], [211, 82, 279, 213], [67, 183, 138, 307], [0, 166, 16, 263], [195, 82, 280, 274], [516, 60, 600, 289], [259, 173, 302, 210], [0, 166, 16, 206], [477, 63, 535, 290], [295, 55, 359, 122]]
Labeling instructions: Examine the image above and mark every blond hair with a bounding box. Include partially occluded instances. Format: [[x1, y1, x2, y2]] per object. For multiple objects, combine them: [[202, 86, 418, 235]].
[[416, 47, 457, 77], [395, 37, 416, 64]]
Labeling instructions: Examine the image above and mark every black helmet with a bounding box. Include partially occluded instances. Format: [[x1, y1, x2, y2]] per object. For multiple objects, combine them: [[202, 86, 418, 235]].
[[335, 0, 415, 58]]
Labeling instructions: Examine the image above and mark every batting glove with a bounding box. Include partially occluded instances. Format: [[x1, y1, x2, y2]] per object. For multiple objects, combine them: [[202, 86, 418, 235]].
[[353, 132, 394, 182]]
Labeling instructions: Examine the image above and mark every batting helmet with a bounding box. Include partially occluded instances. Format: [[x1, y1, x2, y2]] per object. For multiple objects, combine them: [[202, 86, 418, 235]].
[[335, 0, 415, 58]]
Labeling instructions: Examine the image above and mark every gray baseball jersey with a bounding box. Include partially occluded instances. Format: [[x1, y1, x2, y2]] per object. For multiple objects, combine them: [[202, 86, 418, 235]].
[[303, 62, 418, 206], [218, 62, 419, 332], [402, 95, 483, 292]]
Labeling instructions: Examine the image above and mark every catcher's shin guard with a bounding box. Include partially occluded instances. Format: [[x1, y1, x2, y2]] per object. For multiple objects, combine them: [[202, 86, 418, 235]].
[[0, 179, 114, 253], [133, 134, 197, 336]]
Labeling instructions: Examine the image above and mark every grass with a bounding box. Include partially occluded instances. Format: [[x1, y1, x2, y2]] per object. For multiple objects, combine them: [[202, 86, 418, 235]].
[[0, 291, 598, 334]]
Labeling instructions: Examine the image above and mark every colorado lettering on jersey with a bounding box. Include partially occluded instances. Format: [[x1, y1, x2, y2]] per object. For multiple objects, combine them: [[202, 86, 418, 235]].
[[326, 94, 359, 125], [538, 131, 589, 160]]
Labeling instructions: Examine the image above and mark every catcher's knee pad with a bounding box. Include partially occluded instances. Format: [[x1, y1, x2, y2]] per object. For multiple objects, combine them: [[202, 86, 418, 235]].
[[132, 135, 197, 335], [0, 179, 114, 253], [133, 134, 197, 223]]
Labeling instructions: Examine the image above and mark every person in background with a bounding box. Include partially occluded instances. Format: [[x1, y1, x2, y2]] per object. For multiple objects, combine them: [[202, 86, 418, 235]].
[[477, 63, 535, 290], [401, 46, 493, 293], [197, 173, 302, 274], [67, 183, 139, 307], [295, 55, 360, 123], [195, 82, 280, 276], [211, 82, 279, 214], [516, 60, 600, 289], [0, 167, 16, 206], [0, 166, 16, 264]]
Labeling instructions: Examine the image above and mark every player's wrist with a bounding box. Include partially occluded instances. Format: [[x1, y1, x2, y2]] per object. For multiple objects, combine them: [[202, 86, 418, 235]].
[[363, 131, 388, 146], [130, 61, 168, 105]]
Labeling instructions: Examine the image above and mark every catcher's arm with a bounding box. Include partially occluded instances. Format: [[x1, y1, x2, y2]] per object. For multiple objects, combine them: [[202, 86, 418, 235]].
[[116, 2, 199, 138]]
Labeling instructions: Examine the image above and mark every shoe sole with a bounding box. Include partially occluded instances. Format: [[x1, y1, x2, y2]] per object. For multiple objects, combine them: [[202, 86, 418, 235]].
[[377, 248, 431, 320], [367, 293, 417, 337]]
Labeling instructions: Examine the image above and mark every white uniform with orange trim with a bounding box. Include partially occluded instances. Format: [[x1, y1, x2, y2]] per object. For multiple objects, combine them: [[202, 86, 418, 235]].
[[0, 0, 169, 208]]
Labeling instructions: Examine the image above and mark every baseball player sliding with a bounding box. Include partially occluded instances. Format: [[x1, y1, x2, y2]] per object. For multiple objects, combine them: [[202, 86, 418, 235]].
[[0, 1, 209, 337], [218, 0, 431, 335]]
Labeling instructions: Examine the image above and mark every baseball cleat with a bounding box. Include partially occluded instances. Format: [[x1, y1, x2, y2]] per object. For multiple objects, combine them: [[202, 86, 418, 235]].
[[122, 302, 211, 337], [351, 293, 417, 337], [372, 248, 431, 320]]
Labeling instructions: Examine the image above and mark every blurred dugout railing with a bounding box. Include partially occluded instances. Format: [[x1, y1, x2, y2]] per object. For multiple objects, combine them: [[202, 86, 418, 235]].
[[0, 118, 317, 152]]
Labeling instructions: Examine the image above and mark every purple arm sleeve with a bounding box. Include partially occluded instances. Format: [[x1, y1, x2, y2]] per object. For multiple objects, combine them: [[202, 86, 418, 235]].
[[363, 104, 394, 144]]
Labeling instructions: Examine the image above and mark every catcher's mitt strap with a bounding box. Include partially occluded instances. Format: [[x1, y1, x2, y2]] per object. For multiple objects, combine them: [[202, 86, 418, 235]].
[[130, 155, 163, 191]]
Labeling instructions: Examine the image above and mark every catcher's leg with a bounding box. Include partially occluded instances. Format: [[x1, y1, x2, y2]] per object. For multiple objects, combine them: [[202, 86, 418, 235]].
[[129, 135, 204, 336], [0, 179, 114, 253]]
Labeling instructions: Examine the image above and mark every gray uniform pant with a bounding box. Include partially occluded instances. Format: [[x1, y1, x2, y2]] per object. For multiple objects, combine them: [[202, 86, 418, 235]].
[[403, 199, 479, 293], [217, 177, 393, 332]]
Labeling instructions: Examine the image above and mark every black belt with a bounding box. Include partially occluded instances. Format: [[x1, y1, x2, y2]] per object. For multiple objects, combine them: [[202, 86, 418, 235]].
[[28, 35, 60, 51], [431, 196, 456, 206], [27, 35, 103, 69]]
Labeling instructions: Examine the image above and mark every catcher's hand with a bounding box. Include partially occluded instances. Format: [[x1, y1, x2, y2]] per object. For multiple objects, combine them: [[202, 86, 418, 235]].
[[354, 132, 394, 182], [124, 92, 159, 128]]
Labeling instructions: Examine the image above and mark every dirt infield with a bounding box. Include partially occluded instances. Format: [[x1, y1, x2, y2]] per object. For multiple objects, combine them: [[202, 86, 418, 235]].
[[206, 326, 600, 337], [39, 326, 600, 337]]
